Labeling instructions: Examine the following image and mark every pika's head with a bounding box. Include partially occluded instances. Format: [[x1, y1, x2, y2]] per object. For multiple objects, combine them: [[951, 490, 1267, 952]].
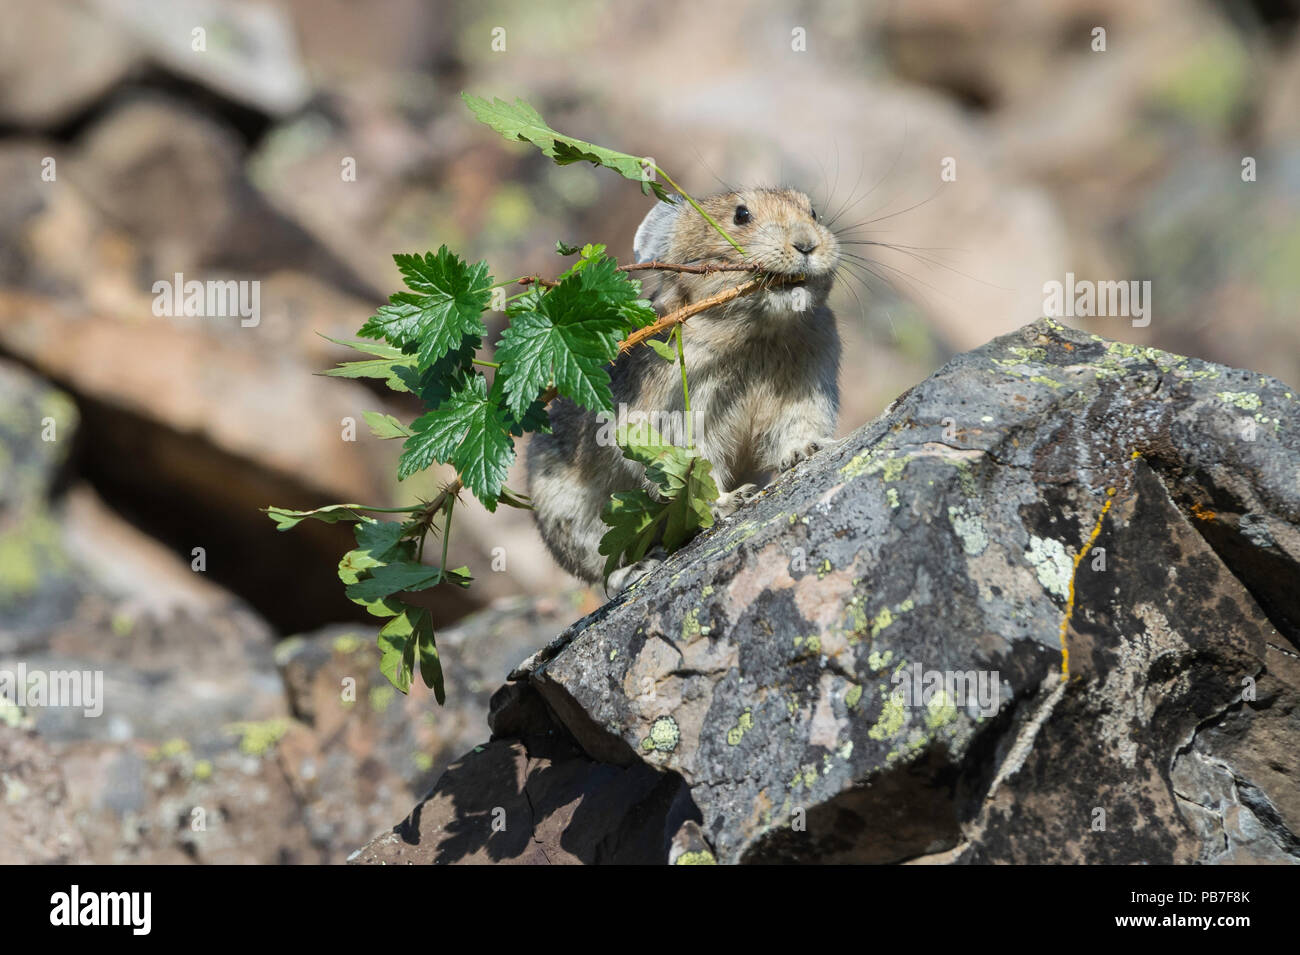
[[634, 187, 840, 316]]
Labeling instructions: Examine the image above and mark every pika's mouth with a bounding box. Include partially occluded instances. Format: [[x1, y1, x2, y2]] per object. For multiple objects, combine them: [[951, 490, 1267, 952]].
[[760, 270, 808, 286]]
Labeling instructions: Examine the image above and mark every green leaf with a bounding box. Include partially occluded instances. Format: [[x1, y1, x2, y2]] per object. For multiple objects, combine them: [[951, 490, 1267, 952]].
[[556, 240, 581, 256], [322, 357, 416, 393], [344, 560, 444, 603], [338, 520, 417, 617], [378, 610, 420, 694], [377, 607, 443, 701], [597, 424, 719, 579], [417, 627, 445, 705], [555, 244, 606, 277], [394, 335, 480, 410], [497, 487, 534, 510], [318, 335, 416, 393], [362, 411, 412, 439], [616, 423, 684, 488], [359, 247, 492, 372], [337, 520, 409, 580], [443, 566, 474, 588], [496, 256, 648, 417], [647, 338, 677, 361], [493, 376, 551, 437], [462, 94, 670, 202], [598, 490, 664, 580], [660, 455, 717, 551], [317, 334, 407, 360], [265, 503, 367, 530], [398, 372, 515, 510]]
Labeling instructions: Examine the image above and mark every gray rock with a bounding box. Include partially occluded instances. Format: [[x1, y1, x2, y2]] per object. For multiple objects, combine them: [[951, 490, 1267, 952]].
[[356, 319, 1300, 864], [87, 0, 310, 115], [0, 0, 139, 128]]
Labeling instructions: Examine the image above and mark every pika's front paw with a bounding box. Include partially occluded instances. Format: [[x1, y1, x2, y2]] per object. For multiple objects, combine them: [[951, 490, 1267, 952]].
[[712, 483, 760, 520], [606, 547, 666, 595], [778, 436, 837, 472]]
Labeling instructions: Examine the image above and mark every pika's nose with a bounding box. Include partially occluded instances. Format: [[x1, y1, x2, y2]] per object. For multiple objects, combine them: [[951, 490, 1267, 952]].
[[792, 237, 818, 255]]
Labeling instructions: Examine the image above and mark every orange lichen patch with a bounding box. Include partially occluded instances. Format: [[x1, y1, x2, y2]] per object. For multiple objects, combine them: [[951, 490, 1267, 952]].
[[1058, 488, 1117, 683], [1190, 501, 1216, 522]]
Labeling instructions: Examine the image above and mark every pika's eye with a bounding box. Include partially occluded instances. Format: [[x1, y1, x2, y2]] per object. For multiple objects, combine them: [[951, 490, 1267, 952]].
[[733, 204, 751, 225], [810, 207, 818, 221]]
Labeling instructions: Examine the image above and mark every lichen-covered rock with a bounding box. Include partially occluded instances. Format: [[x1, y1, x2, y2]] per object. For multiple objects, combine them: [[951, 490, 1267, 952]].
[[357, 319, 1299, 864], [0, 362, 84, 652]]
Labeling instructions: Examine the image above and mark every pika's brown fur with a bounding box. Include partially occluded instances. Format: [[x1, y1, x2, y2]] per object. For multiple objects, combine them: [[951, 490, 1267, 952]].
[[527, 187, 841, 589]]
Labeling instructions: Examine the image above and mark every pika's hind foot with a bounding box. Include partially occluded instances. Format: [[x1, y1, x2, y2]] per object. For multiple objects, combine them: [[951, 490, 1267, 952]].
[[606, 547, 667, 595], [712, 483, 761, 520], [778, 436, 837, 472]]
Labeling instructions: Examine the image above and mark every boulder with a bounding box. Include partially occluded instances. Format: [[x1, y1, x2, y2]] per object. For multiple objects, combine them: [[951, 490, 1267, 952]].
[[355, 319, 1300, 864], [0, 0, 139, 129]]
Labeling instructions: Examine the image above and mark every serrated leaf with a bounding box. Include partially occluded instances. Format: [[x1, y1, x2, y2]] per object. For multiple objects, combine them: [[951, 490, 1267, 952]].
[[620, 298, 658, 329], [398, 372, 515, 510], [492, 375, 550, 437], [615, 422, 699, 493], [362, 411, 412, 439], [463, 94, 670, 202], [556, 240, 580, 256], [597, 423, 719, 578], [598, 490, 664, 580], [394, 335, 480, 409], [358, 247, 492, 372], [496, 257, 647, 417], [555, 244, 607, 278]]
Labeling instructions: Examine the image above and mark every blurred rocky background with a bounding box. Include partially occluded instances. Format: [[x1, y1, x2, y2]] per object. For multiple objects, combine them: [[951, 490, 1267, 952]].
[[0, 0, 1296, 862]]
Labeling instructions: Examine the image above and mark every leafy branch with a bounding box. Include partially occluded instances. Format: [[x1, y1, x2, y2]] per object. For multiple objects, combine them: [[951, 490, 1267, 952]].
[[461, 94, 745, 254], [266, 95, 788, 702]]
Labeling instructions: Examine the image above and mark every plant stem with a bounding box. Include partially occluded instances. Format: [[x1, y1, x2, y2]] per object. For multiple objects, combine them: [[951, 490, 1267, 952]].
[[653, 167, 745, 256], [618, 275, 777, 354], [618, 261, 758, 275], [675, 325, 692, 449], [436, 494, 455, 585], [472, 358, 501, 369]]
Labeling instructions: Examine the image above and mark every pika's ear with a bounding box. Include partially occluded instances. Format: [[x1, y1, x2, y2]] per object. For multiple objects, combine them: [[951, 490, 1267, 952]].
[[633, 198, 681, 263]]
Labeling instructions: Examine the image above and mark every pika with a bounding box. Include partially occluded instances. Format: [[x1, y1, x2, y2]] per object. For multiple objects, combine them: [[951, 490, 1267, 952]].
[[527, 187, 841, 591]]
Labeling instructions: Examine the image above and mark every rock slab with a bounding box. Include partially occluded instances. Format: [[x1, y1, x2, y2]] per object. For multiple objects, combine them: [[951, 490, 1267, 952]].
[[358, 319, 1299, 864]]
